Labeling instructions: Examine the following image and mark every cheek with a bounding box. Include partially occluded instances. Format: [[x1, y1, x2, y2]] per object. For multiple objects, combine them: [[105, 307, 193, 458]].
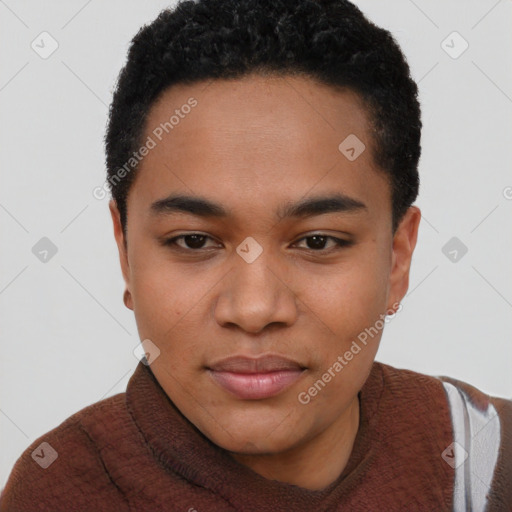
[[299, 261, 389, 338], [130, 244, 201, 308], [129, 254, 187, 339], [129, 254, 222, 369]]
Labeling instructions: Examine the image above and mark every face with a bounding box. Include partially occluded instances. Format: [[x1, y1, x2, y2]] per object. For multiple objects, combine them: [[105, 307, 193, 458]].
[[110, 73, 420, 456]]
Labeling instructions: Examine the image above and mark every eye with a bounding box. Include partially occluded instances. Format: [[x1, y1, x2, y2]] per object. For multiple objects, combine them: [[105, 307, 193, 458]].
[[293, 234, 352, 252], [160, 232, 353, 254], [161, 233, 220, 251]]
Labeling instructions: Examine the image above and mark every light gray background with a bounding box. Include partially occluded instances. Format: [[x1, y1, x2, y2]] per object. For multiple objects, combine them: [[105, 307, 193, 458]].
[[1, 0, 511, 490]]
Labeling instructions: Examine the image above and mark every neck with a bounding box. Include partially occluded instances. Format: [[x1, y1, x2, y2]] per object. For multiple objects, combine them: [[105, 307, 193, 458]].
[[229, 395, 360, 491]]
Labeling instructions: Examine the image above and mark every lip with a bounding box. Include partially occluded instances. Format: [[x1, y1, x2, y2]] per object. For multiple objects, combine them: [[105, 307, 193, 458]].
[[207, 355, 306, 400]]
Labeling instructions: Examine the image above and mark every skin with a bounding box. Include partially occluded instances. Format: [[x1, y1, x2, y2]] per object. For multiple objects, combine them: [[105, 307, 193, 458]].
[[109, 73, 421, 491]]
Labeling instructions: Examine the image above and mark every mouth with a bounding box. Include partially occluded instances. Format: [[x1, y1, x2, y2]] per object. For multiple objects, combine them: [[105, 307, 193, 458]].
[[206, 354, 307, 400]]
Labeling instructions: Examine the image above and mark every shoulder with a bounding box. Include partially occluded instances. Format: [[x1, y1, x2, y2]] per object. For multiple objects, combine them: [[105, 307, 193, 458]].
[[436, 373, 512, 511], [372, 361, 512, 510], [372, 361, 511, 415], [372, 360, 512, 440], [434, 371, 512, 449], [0, 393, 131, 512], [370, 360, 451, 404]]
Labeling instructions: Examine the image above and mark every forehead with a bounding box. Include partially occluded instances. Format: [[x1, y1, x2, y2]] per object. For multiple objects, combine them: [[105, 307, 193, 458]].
[[128, 73, 390, 221], [144, 73, 373, 156]]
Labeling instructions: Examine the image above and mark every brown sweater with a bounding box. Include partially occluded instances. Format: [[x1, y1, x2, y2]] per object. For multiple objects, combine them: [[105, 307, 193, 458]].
[[1, 361, 511, 511]]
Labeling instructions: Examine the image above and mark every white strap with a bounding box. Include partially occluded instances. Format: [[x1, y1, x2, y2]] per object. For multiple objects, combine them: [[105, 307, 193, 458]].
[[441, 382, 501, 512]]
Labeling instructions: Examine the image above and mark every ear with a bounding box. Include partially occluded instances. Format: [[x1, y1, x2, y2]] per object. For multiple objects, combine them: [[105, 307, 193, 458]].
[[109, 199, 133, 310], [387, 206, 421, 311]]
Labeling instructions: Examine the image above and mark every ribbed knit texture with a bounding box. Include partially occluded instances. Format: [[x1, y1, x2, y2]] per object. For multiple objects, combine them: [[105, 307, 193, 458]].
[[3, 360, 509, 511]]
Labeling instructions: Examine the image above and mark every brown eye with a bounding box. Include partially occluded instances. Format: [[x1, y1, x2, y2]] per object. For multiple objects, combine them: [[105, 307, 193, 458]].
[[162, 233, 218, 251], [294, 234, 352, 252], [178, 234, 207, 249]]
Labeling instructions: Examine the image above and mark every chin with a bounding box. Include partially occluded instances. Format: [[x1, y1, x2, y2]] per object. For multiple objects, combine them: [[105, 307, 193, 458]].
[[202, 421, 300, 455], [223, 437, 294, 456]]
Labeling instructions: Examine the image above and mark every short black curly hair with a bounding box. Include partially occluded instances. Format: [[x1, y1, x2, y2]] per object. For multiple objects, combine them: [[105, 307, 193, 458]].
[[105, 0, 421, 236]]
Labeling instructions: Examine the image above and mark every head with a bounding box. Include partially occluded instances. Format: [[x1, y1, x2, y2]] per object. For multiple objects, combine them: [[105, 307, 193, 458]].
[[105, 0, 421, 456]]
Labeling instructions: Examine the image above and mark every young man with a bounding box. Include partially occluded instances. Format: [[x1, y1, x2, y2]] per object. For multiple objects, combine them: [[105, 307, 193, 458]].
[[1, 0, 511, 510]]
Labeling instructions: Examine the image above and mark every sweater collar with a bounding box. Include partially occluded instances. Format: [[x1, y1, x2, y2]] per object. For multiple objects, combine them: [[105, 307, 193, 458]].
[[126, 360, 384, 511]]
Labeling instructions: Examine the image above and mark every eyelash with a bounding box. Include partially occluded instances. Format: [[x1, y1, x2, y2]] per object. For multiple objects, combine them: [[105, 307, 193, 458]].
[[161, 233, 353, 254]]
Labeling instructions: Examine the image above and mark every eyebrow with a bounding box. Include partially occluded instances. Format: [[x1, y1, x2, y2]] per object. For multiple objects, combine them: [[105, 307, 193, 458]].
[[149, 193, 368, 221]]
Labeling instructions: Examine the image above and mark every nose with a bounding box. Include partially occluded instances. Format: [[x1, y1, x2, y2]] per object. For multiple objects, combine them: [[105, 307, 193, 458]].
[[214, 246, 298, 334]]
